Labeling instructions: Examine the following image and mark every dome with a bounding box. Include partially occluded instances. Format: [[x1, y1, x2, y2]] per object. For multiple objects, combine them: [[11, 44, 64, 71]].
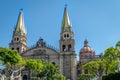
[[79, 39, 95, 56]]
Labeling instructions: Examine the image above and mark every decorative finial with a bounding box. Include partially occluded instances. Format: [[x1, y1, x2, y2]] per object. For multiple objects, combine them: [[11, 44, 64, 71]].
[[65, 4, 67, 8], [39, 36, 43, 41], [84, 39, 88, 47], [20, 8, 23, 11]]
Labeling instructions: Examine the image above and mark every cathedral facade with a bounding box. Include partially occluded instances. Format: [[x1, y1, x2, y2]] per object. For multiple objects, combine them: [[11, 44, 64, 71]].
[[9, 6, 99, 80]]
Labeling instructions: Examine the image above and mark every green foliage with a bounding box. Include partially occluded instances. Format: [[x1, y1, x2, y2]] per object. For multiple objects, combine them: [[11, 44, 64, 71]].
[[82, 47, 120, 80], [103, 47, 120, 73], [25, 58, 43, 73], [116, 41, 120, 49], [0, 48, 65, 80], [103, 47, 120, 60], [83, 41, 120, 80], [53, 74, 66, 80], [0, 47, 24, 66], [0, 47, 25, 71], [31, 77, 41, 80], [83, 60, 98, 75], [0, 47, 25, 79], [102, 72, 120, 80], [78, 74, 95, 80], [83, 59, 106, 76], [40, 62, 59, 80]]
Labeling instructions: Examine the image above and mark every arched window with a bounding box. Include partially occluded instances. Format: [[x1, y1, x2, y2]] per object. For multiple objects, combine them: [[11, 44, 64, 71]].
[[23, 75, 27, 80], [17, 37, 19, 41], [17, 47, 19, 53], [62, 45, 66, 51], [67, 34, 69, 38], [68, 44, 72, 51], [64, 34, 66, 38]]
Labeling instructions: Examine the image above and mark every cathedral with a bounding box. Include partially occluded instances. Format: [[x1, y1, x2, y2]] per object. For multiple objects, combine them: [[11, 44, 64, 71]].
[[9, 6, 100, 80]]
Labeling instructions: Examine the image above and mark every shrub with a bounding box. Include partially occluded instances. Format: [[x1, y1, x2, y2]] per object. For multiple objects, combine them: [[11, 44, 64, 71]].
[[78, 74, 95, 80], [102, 72, 120, 80]]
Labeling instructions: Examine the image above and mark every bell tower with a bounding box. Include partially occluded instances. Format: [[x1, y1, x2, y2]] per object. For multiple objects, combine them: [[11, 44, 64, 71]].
[[59, 5, 77, 80], [9, 9, 27, 54], [60, 5, 75, 53]]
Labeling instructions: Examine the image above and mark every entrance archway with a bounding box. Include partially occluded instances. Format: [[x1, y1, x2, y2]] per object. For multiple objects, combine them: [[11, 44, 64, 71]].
[[23, 75, 27, 80]]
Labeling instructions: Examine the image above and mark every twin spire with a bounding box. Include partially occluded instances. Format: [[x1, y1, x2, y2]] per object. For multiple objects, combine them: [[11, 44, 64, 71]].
[[14, 9, 26, 35], [14, 6, 71, 35]]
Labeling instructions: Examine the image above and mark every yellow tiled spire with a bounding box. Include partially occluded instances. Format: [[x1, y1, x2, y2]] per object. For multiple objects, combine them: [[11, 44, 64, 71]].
[[62, 5, 72, 28], [14, 9, 26, 35]]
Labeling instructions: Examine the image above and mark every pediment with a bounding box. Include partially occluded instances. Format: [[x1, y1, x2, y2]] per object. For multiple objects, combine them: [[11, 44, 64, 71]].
[[22, 47, 59, 57]]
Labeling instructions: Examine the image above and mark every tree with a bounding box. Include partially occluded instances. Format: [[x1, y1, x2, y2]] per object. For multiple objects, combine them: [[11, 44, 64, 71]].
[[25, 58, 43, 79], [83, 41, 120, 80], [78, 74, 95, 80], [40, 62, 59, 80], [102, 47, 120, 74], [0, 47, 25, 80], [25, 59, 43, 73], [53, 74, 66, 80], [0, 47, 24, 65], [83, 59, 106, 80], [102, 72, 120, 80]]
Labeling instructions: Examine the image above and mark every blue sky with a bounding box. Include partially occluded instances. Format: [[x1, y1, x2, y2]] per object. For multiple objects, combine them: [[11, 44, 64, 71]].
[[0, 0, 120, 58]]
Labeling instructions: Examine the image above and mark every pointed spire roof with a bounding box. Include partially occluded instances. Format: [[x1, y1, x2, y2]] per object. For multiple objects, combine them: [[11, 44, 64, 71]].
[[61, 5, 72, 28], [14, 9, 26, 35]]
